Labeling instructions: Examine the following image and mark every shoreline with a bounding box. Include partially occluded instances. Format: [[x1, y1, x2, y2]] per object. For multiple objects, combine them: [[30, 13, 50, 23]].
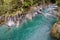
[[0, 4, 41, 27], [0, 3, 58, 28]]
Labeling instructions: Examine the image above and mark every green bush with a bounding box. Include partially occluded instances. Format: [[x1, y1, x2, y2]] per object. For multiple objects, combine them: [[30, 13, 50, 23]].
[[57, 3, 60, 7], [0, 0, 42, 15]]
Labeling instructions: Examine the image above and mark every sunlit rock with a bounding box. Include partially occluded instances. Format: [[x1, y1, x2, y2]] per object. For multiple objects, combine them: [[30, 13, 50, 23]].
[[51, 23, 60, 39], [26, 13, 32, 20]]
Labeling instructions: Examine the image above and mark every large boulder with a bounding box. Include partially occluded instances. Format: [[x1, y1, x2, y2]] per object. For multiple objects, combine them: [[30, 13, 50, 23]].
[[51, 22, 60, 39]]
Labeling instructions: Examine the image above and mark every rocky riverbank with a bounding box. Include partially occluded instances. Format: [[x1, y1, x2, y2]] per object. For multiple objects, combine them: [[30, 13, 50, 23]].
[[0, 3, 58, 27], [0, 4, 42, 27]]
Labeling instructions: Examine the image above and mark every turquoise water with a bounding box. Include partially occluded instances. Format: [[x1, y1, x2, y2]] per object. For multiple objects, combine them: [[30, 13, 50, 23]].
[[0, 14, 57, 40]]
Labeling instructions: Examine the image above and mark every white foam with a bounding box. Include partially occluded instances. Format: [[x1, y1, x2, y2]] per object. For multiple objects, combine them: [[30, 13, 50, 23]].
[[44, 13, 51, 17], [33, 12, 37, 17], [7, 20, 15, 27]]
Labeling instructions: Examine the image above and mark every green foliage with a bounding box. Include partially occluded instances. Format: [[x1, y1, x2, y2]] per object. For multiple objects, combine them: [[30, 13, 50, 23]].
[[0, 0, 42, 15], [55, 0, 60, 7], [56, 0, 60, 7], [3, 0, 12, 3], [22, 0, 34, 8]]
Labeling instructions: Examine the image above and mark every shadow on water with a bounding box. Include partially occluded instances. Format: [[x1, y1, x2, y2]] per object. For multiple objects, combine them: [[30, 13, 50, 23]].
[[0, 14, 57, 40]]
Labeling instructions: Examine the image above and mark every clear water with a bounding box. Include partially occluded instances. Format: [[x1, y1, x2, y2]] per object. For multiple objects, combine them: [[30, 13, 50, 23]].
[[0, 13, 57, 40]]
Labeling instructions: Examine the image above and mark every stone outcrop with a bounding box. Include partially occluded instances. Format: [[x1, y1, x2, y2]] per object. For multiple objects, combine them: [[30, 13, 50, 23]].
[[50, 7, 60, 40], [0, 5, 42, 27]]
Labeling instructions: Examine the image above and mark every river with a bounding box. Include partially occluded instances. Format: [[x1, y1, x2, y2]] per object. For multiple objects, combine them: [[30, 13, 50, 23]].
[[0, 12, 57, 40]]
